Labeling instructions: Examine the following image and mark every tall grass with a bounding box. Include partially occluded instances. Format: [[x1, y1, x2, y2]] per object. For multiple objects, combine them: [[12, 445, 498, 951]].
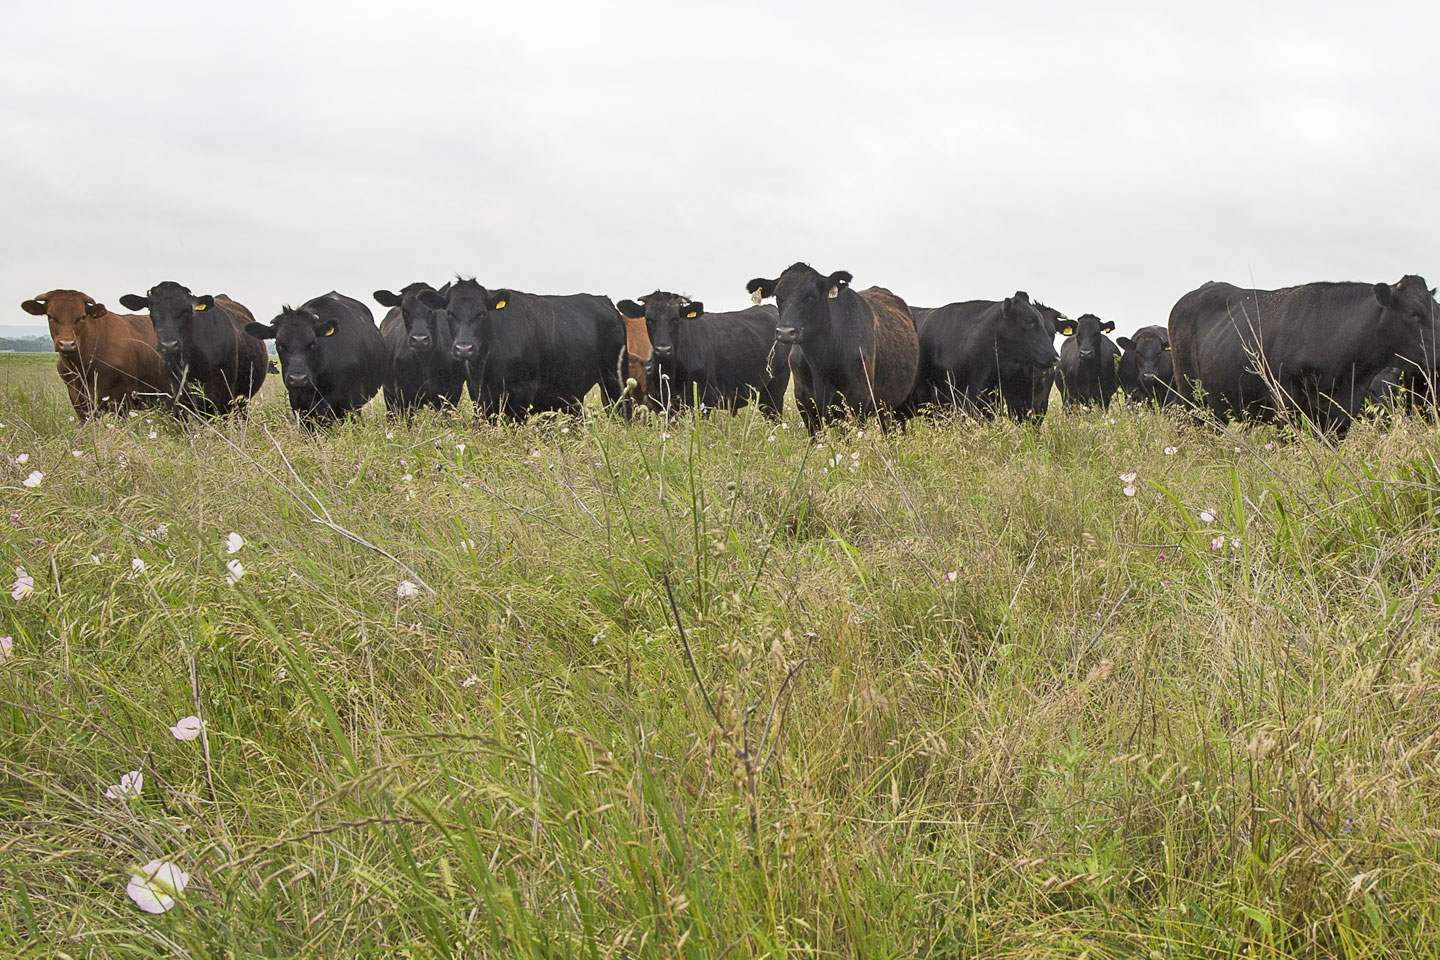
[[3, 351, 1440, 958]]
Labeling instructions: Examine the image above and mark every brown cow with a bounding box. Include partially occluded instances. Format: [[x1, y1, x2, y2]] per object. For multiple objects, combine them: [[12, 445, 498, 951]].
[[20, 289, 167, 418], [618, 305, 657, 409]]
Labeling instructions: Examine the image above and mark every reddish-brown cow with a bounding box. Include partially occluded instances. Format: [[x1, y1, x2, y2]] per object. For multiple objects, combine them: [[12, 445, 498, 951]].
[[618, 306, 657, 409], [20, 289, 167, 418]]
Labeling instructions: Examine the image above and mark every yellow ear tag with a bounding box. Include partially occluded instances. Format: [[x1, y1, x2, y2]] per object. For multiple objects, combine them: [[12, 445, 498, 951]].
[[1163, 344, 1171, 351], [324, 326, 335, 336], [494, 300, 506, 310], [194, 303, 207, 312], [1062, 326, 1074, 336], [750, 290, 762, 305], [827, 285, 840, 299], [685, 311, 697, 319]]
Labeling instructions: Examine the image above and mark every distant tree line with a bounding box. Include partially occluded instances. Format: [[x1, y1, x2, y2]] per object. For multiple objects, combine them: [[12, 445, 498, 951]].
[[0, 336, 54, 353]]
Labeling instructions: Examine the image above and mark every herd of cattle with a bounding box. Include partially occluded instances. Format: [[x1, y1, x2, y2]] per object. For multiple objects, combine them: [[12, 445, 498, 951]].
[[19, 266, 1439, 436]]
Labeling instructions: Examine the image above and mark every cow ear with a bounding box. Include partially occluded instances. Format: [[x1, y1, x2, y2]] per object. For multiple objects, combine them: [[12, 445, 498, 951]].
[[684, 301, 703, 318], [20, 299, 47, 316], [746, 277, 777, 304], [1054, 317, 1072, 335], [489, 290, 510, 311], [827, 271, 852, 299], [1100, 320, 1115, 334], [119, 294, 148, 311], [617, 299, 644, 318], [1116, 336, 1134, 351], [1373, 282, 1394, 307], [85, 301, 108, 318], [194, 295, 214, 313], [373, 289, 402, 308], [244, 322, 276, 340], [417, 288, 448, 310], [313, 316, 338, 337]]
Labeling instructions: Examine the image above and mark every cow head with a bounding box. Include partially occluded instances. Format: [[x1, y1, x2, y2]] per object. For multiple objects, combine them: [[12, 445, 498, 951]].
[[1373, 275, 1439, 392], [22, 289, 108, 355], [1116, 325, 1172, 388], [747, 263, 849, 346], [996, 291, 1060, 372], [420, 279, 508, 363], [245, 305, 338, 399], [1057, 313, 1115, 362], [120, 282, 213, 371], [616, 292, 700, 372], [375, 283, 453, 357]]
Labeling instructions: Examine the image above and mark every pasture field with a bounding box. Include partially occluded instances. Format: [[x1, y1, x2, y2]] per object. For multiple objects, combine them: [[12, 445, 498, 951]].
[[5, 350, 1440, 959]]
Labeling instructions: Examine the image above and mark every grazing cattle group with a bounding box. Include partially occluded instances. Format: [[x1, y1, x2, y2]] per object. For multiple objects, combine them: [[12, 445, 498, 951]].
[[16, 267, 1439, 437]]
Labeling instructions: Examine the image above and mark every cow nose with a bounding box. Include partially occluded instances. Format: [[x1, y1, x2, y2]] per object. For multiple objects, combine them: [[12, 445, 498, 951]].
[[286, 373, 308, 388], [776, 326, 797, 344], [652, 344, 673, 359], [56, 339, 78, 353], [158, 339, 180, 354], [1079, 348, 1094, 358], [409, 334, 431, 351], [453, 342, 476, 361]]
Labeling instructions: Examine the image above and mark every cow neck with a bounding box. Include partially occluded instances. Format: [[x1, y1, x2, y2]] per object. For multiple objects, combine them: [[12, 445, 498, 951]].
[[805, 290, 856, 376]]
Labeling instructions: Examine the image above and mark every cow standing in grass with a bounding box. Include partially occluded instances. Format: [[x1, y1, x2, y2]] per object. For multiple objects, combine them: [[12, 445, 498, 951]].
[[1168, 275, 1436, 434], [245, 292, 385, 426], [120, 282, 267, 416], [421, 279, 627, 422], [618, 302, 655, 409], [746, 264, 917, 435], [615, 292, 788, 419], [376, 282, 463, 417], [1056, 313, 1121, 409], [20, 289, 167, 418], [903, 293, 1061, 422], [1116, 325, 1177, 406]]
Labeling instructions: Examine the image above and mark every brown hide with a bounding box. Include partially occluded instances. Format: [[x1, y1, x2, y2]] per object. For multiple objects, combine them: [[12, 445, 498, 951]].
[[856, 286, 920, 409], [620, 312, 657, 407], [21, 289, 167, 417]]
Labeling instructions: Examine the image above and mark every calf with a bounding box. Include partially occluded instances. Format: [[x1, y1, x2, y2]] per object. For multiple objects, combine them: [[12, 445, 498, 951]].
[[614, 292, 788, 418], [421, 279, 627, 421], [1056, 314, 1121, 409], [376, 282, 463, 417], [20, 289, 166, 418], [1169, 275, 1436, 434], [245, 292, 385, 425], [746, 264, 917, 434], [119, 282, 267, 416], [1116, 325, 1177, 406], [904, 293, 1060, 422]]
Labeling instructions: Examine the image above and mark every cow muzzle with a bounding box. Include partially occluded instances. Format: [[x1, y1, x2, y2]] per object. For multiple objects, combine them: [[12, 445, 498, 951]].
[[56, 339, 78, 354], [453, 342, 476, 361], [775, 326, 798, 345], [409, 334, 431, 352], [1078, 348, 1094, 359], [286, 373, 309, 390], [158, 339, 181, 356], [652, 344, 674, 359]]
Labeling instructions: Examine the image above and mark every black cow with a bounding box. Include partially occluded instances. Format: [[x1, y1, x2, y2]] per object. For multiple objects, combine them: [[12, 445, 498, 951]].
[[376, 282, 463, 418], [1116, 325, 1177, 406], [903, 293, 1060, 422], [420, 279, 627, 421], [119, 282, 267, 416], [613, 292, 788, 418], [1168, 275, 1437, 433], [1056, 314, 1120, 409], [244, 292, 385, 425], [746, 264, 918, 435]]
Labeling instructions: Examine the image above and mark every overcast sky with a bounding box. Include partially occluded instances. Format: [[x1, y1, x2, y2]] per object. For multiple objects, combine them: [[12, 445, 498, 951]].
[[4, 0, 1438, 339]]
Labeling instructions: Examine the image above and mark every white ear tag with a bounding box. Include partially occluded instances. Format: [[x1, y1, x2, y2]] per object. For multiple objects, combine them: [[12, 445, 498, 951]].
[[827, 285, 840, 299], [751, 290, 762, 305]]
